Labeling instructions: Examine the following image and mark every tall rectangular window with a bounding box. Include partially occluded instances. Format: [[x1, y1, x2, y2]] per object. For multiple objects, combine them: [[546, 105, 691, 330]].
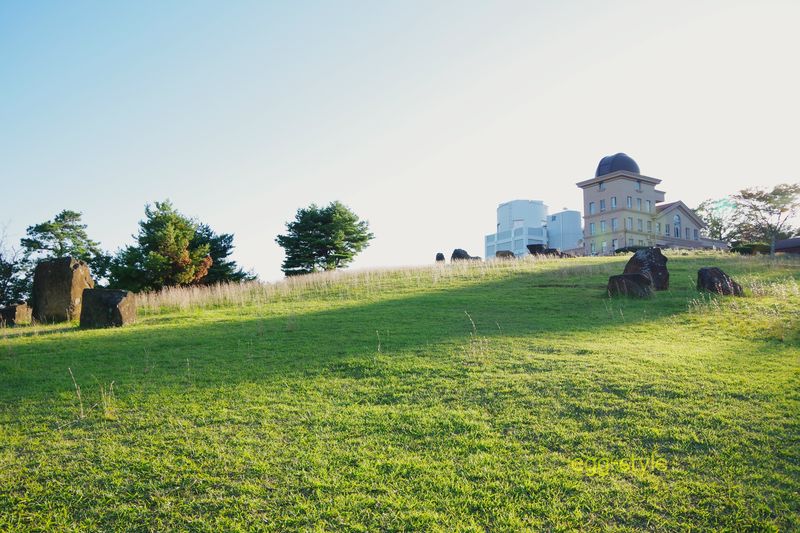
[[589, 202, 595, 215], [665, 224, 670, 236], [611, 218, 618, 231], [611, 197, 617, 209], [601, 241, 607, 253], [590, 242, 596, 254], [646, 200, 652, 213], [589, 223, 596, 235], [637, 218, 643, 231], [628, 238, 634, 247], [637, 198, 642, 211], [627, 196, 632, 208], [686, 227, 691, 239], [598, 182, 605, 191], [647, 221, 652, 232], [694, 229, 699, 240], [657, 222, 661, 234], [600, 220, 606, 232], [636, 180, 642, 191], [626, 217, 633, 230], [600, 199, 606, 212]]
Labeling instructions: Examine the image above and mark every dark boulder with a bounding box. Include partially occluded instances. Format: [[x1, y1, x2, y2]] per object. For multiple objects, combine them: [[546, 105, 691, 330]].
[[80, 289, 137, 328], [495, 250, 515, 259], [623, 247, 669, 290], [32, 257, 94, 323], [0, 302, 32, 326], [451, 249, 480, 261], [526, 244, 573, 258], [435, 253, 445, 262], [607, 273, 653, 298], [697, 267, 743, 296]]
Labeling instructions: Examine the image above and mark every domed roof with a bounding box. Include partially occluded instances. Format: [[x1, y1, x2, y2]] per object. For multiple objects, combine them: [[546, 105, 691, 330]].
[[595, 153, 640, 177]]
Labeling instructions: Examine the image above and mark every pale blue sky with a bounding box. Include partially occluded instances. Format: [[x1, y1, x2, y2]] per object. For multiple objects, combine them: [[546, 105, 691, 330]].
[[3, 1, 799, 280]]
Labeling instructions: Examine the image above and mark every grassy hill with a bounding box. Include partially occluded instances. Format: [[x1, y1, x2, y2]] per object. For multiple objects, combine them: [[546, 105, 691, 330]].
[[1, 252, 798, 531]]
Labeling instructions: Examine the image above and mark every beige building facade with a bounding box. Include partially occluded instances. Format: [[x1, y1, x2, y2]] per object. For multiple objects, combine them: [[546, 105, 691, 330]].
[[576, 153, 726, 255]]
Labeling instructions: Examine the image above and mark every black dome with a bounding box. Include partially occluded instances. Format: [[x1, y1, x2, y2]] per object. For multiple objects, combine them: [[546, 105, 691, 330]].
[[595, 153, 640, 177]]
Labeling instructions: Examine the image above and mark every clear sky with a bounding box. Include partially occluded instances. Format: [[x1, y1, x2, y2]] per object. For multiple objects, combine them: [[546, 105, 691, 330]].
[[2, 0, 799, 281]]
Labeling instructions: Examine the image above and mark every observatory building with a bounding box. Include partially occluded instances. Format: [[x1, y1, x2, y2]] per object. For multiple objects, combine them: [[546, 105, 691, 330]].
[[576, 153, 727, 255]]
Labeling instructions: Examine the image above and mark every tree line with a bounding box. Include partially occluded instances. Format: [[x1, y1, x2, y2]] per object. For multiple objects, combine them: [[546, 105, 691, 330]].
[[695, 183, 800, 254], [1, 200, 374, 306]]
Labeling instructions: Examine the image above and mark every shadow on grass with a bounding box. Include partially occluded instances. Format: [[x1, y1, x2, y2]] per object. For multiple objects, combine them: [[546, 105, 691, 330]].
[[0, 263, 722, 403]]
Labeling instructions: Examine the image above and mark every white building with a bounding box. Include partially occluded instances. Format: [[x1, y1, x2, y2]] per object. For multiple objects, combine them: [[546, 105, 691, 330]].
[[544, 210, 583, 253], [484, 200, 582, 258]]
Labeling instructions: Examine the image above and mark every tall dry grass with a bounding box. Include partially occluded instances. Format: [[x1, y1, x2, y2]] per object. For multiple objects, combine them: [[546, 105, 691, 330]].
[[132, 251, 797, 314]]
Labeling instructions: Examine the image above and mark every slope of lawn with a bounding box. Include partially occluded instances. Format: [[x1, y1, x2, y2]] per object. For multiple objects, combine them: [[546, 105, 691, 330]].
[[1, 252, 798, 531]]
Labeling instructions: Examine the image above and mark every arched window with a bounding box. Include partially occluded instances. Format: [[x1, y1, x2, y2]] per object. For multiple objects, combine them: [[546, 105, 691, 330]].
[[673, 214, 681, 238]]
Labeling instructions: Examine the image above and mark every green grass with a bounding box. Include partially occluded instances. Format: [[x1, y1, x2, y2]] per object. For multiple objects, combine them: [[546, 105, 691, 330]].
[[1, 253, 798, 531]]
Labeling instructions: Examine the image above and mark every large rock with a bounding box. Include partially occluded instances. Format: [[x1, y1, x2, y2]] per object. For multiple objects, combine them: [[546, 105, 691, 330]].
[[526, 244, 573, 258], [607, 273, 653, 298], [623, 247, 669, 290], [495, 250, 515, 259], [80, 289, 137, 328], [697, 267, 744, 296], [0, 303, 32, 326], [435, 252, 445, 262], [32, 257, 95, 323], [451, 249, 481, 261]]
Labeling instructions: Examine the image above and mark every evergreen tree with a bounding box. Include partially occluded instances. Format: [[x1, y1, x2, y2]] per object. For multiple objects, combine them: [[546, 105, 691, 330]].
[[109, 201, 212, 292], [191, 224, 254, 284], [276, 201, 374, 276], [20, 209, 110, 281]]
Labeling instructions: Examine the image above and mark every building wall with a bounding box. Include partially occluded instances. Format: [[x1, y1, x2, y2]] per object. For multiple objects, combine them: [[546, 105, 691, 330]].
[[546, 210, 582, 251], [581, 175, 661, 254], [579, 172, 714, 254], [485, 200, 549, 258]]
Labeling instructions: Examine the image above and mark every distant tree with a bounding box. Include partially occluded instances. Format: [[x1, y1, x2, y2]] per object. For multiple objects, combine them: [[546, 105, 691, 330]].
[[20, 209, 111, 281], [276, 201, 374, 276], [0, 231, 28, 306], [109, 201, 212, 292], [694, 198, 739, 242], [190, 224, 255, 284], [732, 183, 800, 254]]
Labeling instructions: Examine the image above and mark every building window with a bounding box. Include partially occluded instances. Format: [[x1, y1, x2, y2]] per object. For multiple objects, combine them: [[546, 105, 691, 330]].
[[626, 217, 633, 230], [638, 240, 644, 245], [646, 200, 652, 213], [611, 218, 618, 231], [589, 223, 596, 235], [636, 180, 642, 191], [601, 241, 607, 253], [611, 197, 617, 209], [637, 198, 642, 211], [627, 196, 632, 208], [600, 199, 606, 212], [647, 220, 652, 232], [590, 242, 596, 254], [598, 182, 605, 191], [673, 214, 681, 238], [665, 223, 670, 236], [657, 222, 661, 234], [600, 220, 606, 232], [637, 219, 643, 231], [588, 202, 595, 215], [551, 215, 557, 222], [694, 229, 699, 240], [628, 238, 634, 247], [612, 238, 618, 250], [686, 227, 691, 240]]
